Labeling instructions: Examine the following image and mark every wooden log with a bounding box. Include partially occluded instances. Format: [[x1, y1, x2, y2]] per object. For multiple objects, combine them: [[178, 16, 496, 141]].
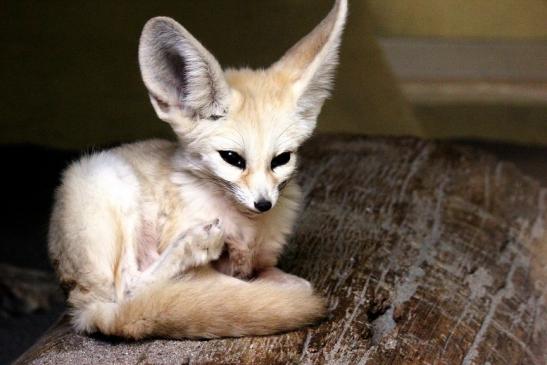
[[16, 136, 547, 365]]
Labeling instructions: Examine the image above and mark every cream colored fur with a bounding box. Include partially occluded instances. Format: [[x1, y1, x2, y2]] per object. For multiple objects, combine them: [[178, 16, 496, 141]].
[[49, 0, 347, 339]]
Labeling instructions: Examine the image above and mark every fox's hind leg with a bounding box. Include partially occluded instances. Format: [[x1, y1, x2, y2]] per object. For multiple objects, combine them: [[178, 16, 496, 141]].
[[257, 267, 313, 293], [128, 219, 225, 295]]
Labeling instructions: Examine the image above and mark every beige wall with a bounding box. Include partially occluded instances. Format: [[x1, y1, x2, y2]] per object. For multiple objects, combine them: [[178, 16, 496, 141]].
[[368, 0, 547, 39]]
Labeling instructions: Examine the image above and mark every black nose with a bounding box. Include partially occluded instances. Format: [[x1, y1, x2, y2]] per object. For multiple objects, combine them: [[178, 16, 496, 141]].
[[254, 200, 272, 212]]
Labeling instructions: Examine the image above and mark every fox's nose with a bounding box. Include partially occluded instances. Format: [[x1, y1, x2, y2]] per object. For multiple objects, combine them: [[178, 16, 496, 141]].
[[254, 199, 272, 212]]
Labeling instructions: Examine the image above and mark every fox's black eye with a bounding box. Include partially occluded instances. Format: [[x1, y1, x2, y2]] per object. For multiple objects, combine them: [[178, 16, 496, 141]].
[[271, 152, 291, 169], [219, 150, 246, 169]]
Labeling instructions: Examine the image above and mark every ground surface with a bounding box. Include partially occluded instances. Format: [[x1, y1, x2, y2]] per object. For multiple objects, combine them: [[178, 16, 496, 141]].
[[6, 136, 546, 365]]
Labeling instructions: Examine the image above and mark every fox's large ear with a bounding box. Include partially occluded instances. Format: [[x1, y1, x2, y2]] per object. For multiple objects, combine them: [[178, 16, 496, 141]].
[[139, 17, 230, 126], [270, 0, 347, 129]]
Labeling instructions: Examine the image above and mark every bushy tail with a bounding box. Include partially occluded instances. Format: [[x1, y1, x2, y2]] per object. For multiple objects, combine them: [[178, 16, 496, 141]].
[[73, 270, 326, 339]]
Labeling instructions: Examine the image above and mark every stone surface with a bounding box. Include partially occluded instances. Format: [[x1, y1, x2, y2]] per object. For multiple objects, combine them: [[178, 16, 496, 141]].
[[16, 136, 547, 364], [0, 264, 62, 318]]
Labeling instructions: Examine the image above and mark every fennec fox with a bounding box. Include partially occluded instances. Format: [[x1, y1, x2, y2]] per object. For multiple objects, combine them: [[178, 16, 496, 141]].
[[49, 0, 347, 339]]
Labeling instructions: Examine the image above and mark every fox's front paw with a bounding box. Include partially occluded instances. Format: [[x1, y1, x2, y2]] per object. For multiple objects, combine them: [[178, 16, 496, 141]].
[[174, 219, 225, 267], [199, 218, 225, 261]]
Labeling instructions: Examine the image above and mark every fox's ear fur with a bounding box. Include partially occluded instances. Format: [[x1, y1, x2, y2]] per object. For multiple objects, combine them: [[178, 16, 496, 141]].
[[139, 17, 230, 125], [271, 0, 348, 129]]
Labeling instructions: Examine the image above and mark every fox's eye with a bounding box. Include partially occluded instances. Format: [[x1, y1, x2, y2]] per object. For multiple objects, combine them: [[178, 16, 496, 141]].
[[271, 152, 291, 169], [219, 150, 246, 169]]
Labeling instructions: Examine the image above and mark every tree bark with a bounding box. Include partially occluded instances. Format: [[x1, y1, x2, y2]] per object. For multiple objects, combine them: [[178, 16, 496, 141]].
[[16, 136, 547, 365]]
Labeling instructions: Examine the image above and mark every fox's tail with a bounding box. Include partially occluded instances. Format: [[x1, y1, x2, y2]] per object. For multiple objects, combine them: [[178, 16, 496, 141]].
[[71, 268, 326, 339]]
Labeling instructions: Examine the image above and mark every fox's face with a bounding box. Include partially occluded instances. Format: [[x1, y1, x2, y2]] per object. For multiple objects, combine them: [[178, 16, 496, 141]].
[[180, 71, 305, 213], [139, 0, 347, 213]]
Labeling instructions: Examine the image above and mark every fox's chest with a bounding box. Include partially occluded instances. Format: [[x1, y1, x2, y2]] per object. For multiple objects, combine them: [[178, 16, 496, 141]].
[[150, 189, 259, 251]]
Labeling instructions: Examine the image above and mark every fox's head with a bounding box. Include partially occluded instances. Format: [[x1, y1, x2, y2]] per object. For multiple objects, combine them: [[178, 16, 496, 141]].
[[139, 0, 347, 214]]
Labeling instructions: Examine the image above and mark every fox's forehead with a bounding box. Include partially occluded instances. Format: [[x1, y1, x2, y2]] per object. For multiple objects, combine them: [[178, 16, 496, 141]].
[[210, 69, 301, 157], [225, 68, 296, 115]]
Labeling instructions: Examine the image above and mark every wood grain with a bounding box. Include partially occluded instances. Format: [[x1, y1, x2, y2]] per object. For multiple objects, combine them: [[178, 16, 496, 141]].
[[16, 136, 547, 365]]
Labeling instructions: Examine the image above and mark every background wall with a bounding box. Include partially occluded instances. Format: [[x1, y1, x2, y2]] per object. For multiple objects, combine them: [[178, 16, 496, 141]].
[[369, 0, 547, 146], [368, 0, 547, 40], [0, 0, 416, 149], [1, 1, 546, 148]]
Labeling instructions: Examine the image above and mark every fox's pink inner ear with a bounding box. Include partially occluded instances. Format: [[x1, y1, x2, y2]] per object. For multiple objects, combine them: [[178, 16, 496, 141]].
[[139, 17, 230, 124], [270, 0, 348, 125]]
